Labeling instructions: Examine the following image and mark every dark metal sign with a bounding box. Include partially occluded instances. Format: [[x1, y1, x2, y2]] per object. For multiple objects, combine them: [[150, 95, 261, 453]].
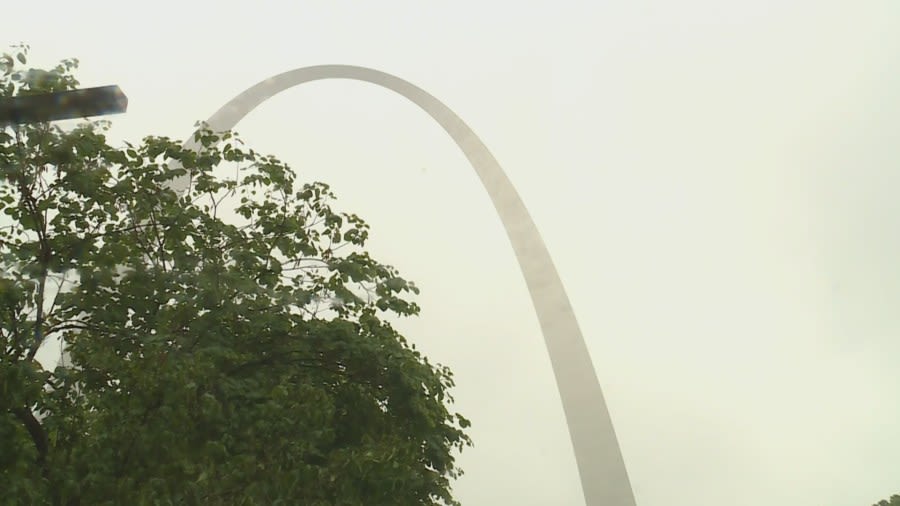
[[0, 85, 127, 125]]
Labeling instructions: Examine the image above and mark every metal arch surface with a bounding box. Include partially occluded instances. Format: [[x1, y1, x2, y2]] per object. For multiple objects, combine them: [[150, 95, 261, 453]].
[[169, 65, 636, 506]]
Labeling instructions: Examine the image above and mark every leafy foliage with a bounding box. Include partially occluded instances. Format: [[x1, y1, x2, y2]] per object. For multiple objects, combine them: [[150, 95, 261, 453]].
[[873, 495, 900, 506], [0, 45, 471, 505]]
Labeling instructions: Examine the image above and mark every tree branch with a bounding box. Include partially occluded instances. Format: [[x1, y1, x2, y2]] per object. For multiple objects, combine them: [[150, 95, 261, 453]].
[[12, 406, 50, 477]]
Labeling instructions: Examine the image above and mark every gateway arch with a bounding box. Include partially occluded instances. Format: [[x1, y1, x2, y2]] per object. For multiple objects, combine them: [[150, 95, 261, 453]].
[[171, 65, 636, 506]]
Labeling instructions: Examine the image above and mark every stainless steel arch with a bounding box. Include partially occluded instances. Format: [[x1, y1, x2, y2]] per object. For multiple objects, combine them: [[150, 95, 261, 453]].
[[170, 65, 636, 506]]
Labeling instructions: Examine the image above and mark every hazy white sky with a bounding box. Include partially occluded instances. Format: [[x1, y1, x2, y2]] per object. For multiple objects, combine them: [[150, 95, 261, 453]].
[[7, 1, 900, 505]]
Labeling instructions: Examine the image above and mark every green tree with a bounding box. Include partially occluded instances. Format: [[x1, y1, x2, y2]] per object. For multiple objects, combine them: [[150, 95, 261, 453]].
[[873, 495, 900, 506], [0, 45, 471, 505]]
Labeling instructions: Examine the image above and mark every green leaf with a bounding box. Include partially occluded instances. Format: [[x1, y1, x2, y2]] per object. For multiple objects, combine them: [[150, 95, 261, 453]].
[[0, 46, 470, 506]]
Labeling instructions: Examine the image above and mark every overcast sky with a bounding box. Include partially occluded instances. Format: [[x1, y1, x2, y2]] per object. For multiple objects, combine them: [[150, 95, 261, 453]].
[[7, 1, 900, 505]]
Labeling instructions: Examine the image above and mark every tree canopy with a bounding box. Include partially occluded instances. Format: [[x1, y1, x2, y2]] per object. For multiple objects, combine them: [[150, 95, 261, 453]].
[[873, 495, 900, 506], [0, 45, 471, 505]]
